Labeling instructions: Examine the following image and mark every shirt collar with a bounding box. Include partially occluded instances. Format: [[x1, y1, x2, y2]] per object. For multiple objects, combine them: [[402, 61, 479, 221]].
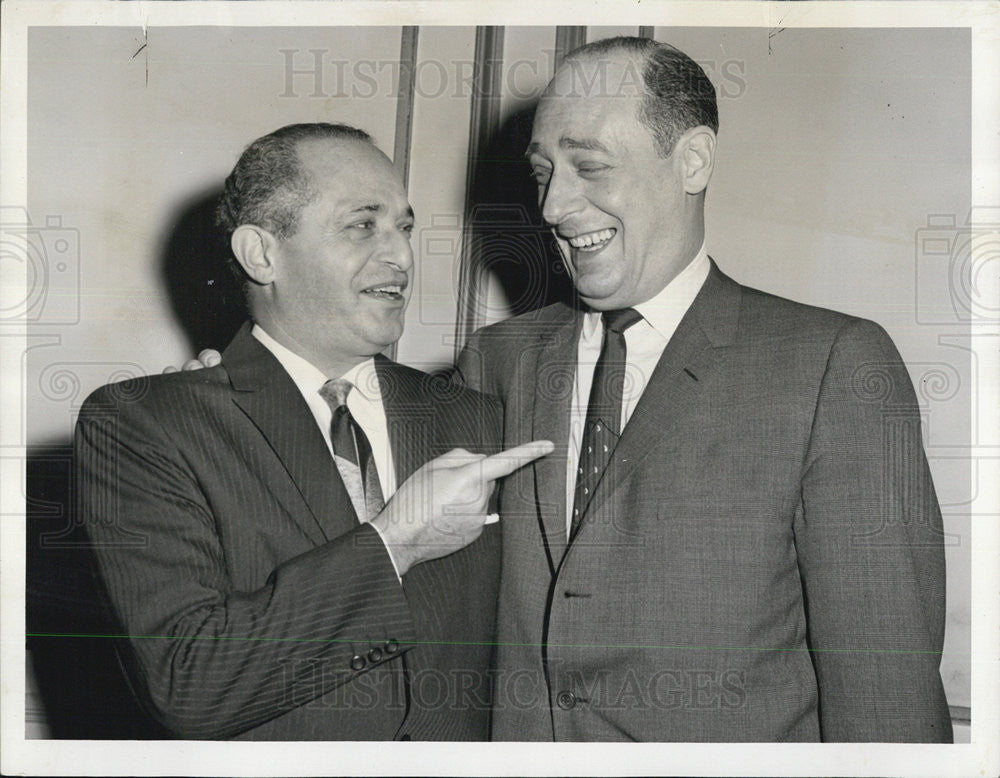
[[251, 324, 381, 402], [581, 242, 710, 339], [340, 359, 382, 403], [634, 242, 710, 340]]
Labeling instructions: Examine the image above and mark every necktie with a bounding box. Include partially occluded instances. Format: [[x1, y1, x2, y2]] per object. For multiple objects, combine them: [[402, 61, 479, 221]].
[[570, 307, 644, 539], [318, 378, 385, 522]]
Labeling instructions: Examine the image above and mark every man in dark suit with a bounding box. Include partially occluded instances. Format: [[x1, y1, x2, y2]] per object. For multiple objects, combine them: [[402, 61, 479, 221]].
[[457, 37, 952, 742], [76, 123, 551, 740]]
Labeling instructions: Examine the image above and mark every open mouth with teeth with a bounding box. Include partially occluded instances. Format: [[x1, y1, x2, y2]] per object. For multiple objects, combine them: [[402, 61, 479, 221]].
[[566, 228, 617, 252], [361, 283, 406, 302]]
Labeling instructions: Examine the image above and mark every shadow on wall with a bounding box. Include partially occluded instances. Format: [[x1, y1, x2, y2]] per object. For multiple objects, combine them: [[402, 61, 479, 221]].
[[463, 103, 577, 319], [26, 443, 170, 738], [160, 186, 247, 356], [26, 186, 245, 738]]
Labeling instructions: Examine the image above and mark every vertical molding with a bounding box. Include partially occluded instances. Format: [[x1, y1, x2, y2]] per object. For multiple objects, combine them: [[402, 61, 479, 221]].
[[393, 26, 419, 191], [388, 26, 419, 362], [453, 26, 505, 361], [554, 26, 587, 69], [638, 26, 656, 40]]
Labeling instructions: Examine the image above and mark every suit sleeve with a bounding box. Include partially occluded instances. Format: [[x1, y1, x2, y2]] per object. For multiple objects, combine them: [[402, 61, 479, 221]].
[[75, 386, 416, 739], [795, 319, 952, 742]]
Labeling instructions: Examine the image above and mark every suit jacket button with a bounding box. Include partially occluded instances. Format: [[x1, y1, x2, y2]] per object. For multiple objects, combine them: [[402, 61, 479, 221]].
[[350, 654, 366, 671], [556, 691, 576, 710], [400, 734, 411, 741], [367, 647, 383, 663], [384, 639, 399, 654]]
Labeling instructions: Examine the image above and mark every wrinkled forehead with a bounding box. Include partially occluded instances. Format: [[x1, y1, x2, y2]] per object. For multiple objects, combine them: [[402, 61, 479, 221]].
[[298, 137, 395, 182], [531, 76, 648, 151], [533, 53, 647, 140]]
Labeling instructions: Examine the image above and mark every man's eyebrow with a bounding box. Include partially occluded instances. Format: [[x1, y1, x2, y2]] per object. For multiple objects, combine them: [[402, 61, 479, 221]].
[[349, 203, 383, 214], [346, 204, 414, 220], [524, 137, 611, 159], [560, 136, 610, 153]]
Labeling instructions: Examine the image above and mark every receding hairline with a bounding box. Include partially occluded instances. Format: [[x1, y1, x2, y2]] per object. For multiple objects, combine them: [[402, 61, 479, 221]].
[[292, 133, 390, 172], [285, 137, 413, 230], [536, 38, 718, 158], [545, 45, 649, 94], [561, 36, 687, 73], [287, 134, 399, 203]]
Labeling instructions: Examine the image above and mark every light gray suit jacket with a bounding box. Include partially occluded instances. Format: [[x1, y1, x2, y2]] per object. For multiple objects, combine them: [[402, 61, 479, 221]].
[[458, 262, 951, 742]]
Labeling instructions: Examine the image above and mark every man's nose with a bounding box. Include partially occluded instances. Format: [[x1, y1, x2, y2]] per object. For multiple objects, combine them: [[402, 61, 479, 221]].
[[379, 229, 414, 272], [540, 169, 583, 227]]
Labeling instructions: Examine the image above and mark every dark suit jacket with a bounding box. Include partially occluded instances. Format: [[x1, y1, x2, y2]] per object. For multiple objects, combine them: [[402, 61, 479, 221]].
[[76, 324, 501, 740], [458, 262, 951, 742]]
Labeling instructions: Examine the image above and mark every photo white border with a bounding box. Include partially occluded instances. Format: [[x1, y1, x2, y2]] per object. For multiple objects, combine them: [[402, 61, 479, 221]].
[[1, 1, 997, 775]]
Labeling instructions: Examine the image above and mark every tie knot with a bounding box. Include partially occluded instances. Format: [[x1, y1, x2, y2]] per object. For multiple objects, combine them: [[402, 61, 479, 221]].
[[319, 378, 353, 409], [602, 307, 643, 334]]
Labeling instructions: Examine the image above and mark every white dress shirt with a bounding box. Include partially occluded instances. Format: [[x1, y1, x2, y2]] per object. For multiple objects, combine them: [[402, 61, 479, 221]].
[[252, 325, 401, 575], [565, 245, 711, 537]]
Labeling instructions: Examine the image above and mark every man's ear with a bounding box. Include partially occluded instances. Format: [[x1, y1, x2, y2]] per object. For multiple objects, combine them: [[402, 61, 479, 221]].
[[231, 225, 278, 285], [677, 126, 716, 195]]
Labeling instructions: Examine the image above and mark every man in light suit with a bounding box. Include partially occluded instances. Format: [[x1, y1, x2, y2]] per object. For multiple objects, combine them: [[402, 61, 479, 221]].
[[76, 123, 551, 740], [457, 36, 952, 741]]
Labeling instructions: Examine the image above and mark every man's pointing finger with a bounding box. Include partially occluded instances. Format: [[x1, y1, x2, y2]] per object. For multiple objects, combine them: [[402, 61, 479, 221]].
[[474, 440, 555, 481]]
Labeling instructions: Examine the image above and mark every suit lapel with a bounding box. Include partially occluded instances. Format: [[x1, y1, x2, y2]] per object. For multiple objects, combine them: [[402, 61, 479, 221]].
[[580, 262, 742, 530], [376, 356, 466, 633], [530, 307, 583, 566], [224, 324, 360, 543], [375, 354, 432, 487]]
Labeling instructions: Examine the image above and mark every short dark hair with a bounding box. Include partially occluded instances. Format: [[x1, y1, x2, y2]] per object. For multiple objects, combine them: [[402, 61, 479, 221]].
[[565, 36, 719, 157], [215, 122, 372, 240]]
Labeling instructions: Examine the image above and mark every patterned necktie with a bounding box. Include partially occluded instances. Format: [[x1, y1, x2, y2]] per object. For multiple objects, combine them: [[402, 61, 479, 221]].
[[570, 307, 644, 539], [318, 378, 385, 522]]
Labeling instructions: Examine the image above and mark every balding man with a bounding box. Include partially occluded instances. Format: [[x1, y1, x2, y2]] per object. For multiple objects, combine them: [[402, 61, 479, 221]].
[[77, 123, 551, 740], [458, 36, 951, 742]]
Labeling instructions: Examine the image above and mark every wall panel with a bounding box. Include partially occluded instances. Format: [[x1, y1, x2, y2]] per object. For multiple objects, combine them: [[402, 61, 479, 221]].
[[395, 26, 477, 370]]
